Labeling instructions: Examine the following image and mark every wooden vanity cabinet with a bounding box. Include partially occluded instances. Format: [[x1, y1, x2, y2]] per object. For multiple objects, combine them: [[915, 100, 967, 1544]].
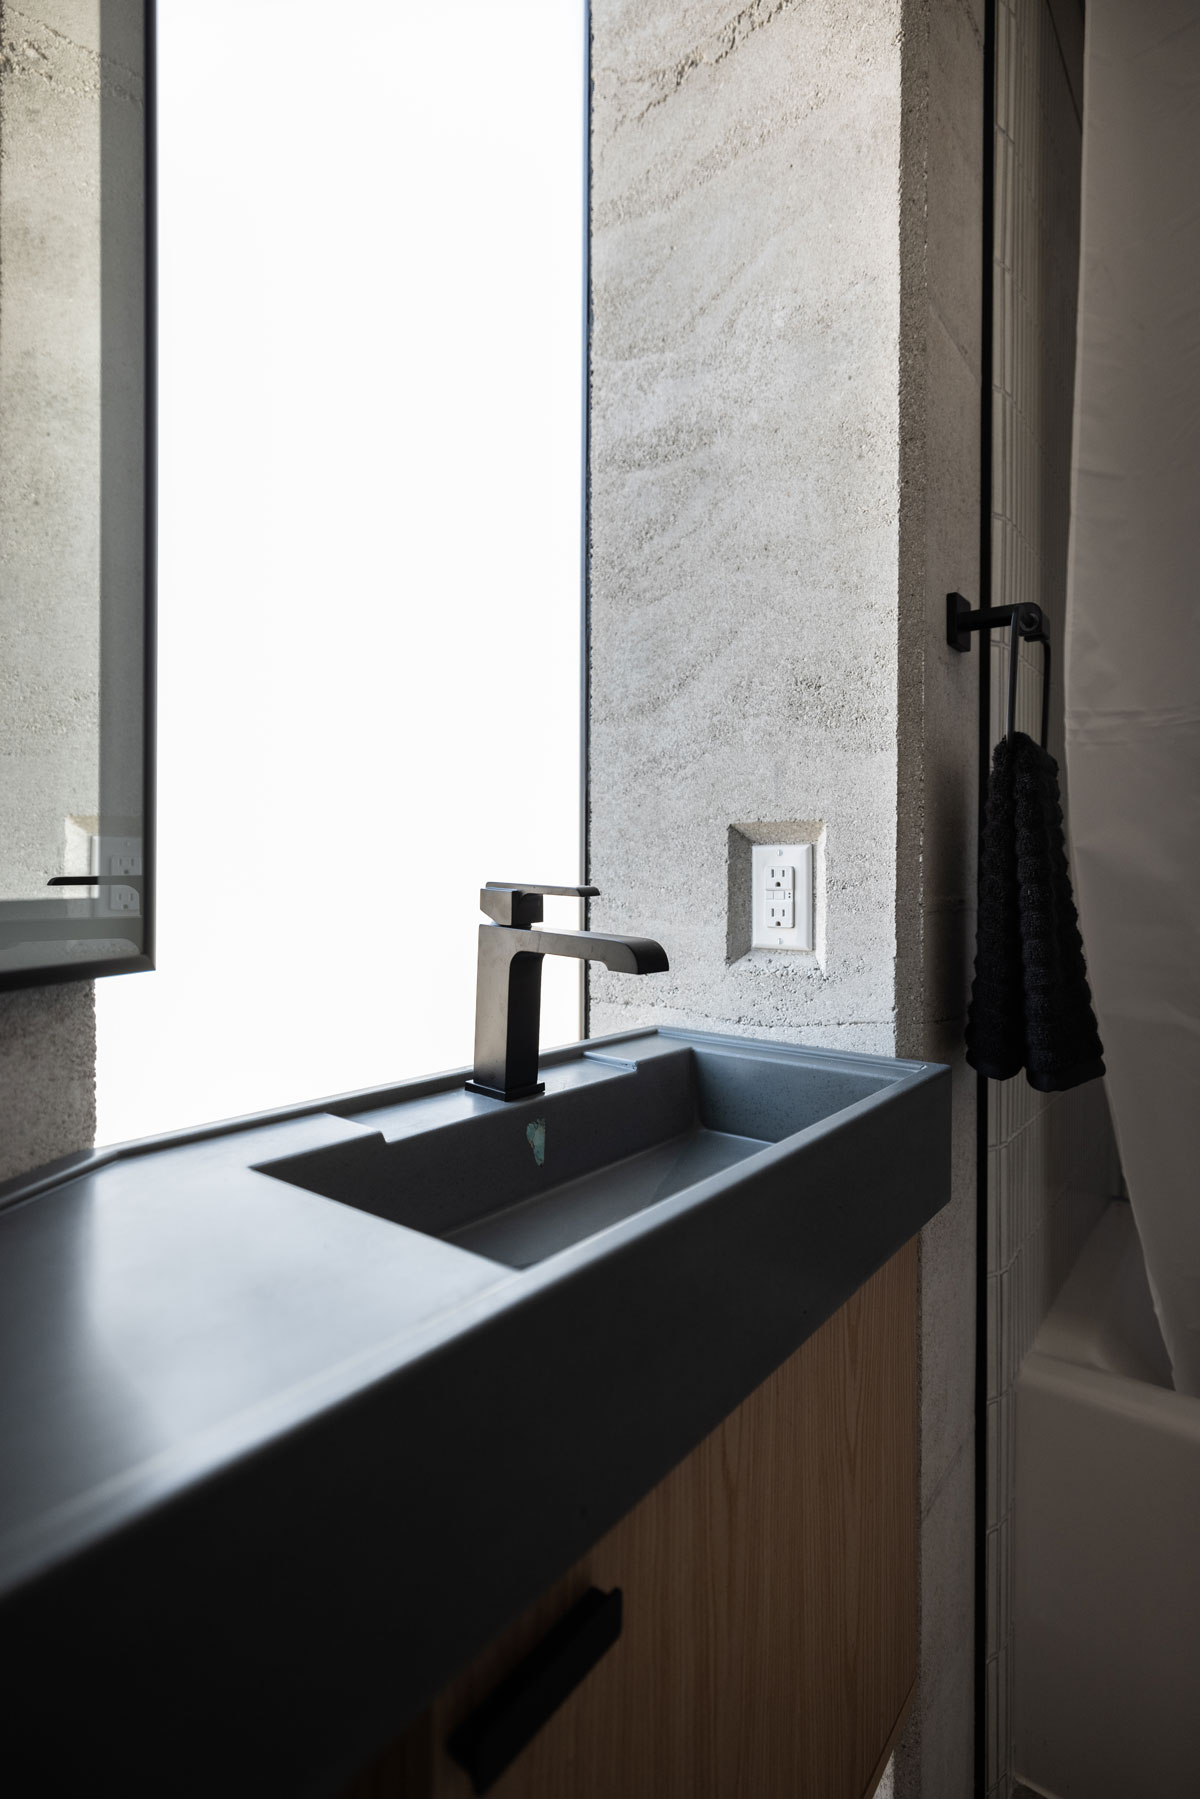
[[344, 1238, 917, 1799]]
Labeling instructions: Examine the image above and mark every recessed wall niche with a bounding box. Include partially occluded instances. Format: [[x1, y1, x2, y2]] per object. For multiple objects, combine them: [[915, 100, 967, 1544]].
[[727, 822, 826, 967]]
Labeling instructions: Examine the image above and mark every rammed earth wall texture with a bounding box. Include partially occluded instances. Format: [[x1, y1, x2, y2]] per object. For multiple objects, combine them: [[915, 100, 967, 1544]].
[[0, 982, 95, 1185]]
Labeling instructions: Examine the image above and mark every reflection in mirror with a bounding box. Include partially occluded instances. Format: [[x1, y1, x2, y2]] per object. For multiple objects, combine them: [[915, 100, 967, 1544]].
[[0, 0, 153, 986]]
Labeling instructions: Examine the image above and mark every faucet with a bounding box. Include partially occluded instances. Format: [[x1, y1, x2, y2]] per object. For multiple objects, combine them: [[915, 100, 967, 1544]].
[[465, 882, 669, 1101]]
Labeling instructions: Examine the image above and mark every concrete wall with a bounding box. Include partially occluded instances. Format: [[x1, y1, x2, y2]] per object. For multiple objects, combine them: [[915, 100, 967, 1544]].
[[0, 983, 96, 1184], [588, 3, 984, 1792], [588, 0, 902, 1056]]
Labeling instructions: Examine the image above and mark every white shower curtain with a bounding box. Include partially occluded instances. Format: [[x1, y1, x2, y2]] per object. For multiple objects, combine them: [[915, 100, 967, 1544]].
[[1066, 0, 1200, 1394]]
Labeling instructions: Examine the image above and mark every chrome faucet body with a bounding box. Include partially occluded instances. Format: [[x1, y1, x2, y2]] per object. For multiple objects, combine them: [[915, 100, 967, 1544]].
[[465, 883, 669, 1101]]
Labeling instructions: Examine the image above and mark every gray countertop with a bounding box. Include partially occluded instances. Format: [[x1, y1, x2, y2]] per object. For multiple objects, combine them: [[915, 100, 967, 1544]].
[[0, 1027, 950, 1797]]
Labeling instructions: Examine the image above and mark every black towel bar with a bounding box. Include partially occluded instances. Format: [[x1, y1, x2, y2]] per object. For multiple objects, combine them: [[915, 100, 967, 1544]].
[[947, 592, 1051, 749], [946, 592, 1044, 649]]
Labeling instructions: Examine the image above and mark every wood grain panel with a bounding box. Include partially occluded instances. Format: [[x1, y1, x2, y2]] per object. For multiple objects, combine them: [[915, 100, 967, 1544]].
[[344, 1238, 917, 1799]]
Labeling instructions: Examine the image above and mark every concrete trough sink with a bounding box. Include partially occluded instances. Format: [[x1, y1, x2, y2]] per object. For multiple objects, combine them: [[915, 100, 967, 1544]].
[[255, 1035, 900, 1271]]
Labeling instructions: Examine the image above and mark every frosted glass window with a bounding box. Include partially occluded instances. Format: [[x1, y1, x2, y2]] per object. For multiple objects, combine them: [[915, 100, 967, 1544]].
[[96, 0, 586, 1142]]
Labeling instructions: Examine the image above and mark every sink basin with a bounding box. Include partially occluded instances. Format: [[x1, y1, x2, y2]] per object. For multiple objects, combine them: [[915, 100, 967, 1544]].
[[255, 1037, 898, 1270]]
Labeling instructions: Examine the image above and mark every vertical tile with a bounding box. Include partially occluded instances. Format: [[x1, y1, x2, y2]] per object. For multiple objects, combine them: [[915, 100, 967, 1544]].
[[997, 1604, 1010, 1787], [996, 1137, 1014, 1270], [986, 1397, 1001, 1529], [995, 3, 1012, 136]]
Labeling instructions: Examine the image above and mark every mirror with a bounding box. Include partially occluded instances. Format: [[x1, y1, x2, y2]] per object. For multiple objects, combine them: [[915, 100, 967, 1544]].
[[0, 0, 153, 988]]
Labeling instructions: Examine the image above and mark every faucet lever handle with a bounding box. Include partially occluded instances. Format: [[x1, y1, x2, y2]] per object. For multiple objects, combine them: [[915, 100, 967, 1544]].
[[480, 882, 600, 926]]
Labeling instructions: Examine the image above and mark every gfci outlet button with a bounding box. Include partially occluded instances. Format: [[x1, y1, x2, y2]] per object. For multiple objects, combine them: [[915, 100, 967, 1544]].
[[751, 843, 814, 951]]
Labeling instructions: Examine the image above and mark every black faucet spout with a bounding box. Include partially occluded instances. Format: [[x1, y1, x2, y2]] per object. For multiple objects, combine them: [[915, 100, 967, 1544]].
[[508, 926, 669, 977], [464, 886, 669, 1102]]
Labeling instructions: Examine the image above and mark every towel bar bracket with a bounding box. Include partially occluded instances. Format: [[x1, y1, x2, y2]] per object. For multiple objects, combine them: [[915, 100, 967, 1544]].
[[947, 592, 1045, 651], [947, 593, 1051, 747]]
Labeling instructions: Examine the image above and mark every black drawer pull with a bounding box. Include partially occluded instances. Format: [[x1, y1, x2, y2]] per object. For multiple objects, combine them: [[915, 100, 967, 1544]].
[[446, 1585, 623, 1794]]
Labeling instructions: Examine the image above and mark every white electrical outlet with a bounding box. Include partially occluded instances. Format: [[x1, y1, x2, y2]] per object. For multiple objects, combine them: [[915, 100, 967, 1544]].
[[101, 837, 142, 878], [751, 843, 814, 951], [91, 836, 142, 914], [766, 887, 795, 930], [101, 838, 141, 913]]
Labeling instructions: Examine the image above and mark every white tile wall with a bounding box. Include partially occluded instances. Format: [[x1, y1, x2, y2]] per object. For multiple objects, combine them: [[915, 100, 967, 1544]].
[[985, 4, 1120, 1794]]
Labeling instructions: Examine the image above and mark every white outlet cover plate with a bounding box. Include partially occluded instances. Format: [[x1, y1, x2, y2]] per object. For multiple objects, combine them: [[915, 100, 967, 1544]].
[[751, 842, 814, 952]]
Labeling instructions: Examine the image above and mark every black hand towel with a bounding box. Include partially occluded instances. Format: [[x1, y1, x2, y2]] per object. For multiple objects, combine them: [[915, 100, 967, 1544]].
[[966, 730, 1106, 1092]]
